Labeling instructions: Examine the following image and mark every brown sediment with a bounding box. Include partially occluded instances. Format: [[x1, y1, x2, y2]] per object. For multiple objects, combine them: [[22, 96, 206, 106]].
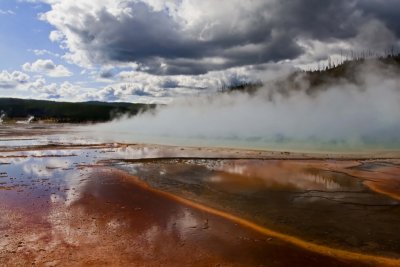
[[121, 157, 400, 198], [256, 159, 400, 201], [318, 160, 400, 201], [362, 175, 400, 201], [113, 168, 400, 267], [0, 158, 398, 265], [0, 167, 367, 267], [365, 180, 400, 201], [90, 157, 400, 258], [0, 185, 17, 190]]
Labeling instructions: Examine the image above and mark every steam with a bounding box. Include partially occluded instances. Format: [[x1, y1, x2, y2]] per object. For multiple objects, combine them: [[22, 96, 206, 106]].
[[88, 61, 400, 151], [27, 116, 35, 124], [0, 112, 5, 124], [16, 116, 35, 124]]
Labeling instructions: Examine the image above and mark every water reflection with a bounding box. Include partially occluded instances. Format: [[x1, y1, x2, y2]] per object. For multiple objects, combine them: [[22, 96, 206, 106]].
[[41, 169, 356, 267], [207, 161, 360, 193], [121, 158, 400, 258], [121, 159, 363, 195]]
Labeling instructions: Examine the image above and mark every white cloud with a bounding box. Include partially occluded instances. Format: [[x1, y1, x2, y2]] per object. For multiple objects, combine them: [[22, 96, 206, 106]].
[[0, 9, 15, 15], [29, 49, 60, 58], [49, 30, 64, 42], [22, 59, 72, 77], [34, 0, 400, 76], [0, 71, 30, 89], [34, 0, 302, 71], [68, 62, 290, 103], [0, 68, 87, 101], [26, 78, 92, 101]]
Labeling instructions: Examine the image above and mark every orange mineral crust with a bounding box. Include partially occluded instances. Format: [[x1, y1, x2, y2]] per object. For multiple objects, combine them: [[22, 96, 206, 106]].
[[0, 167, 369, 266]]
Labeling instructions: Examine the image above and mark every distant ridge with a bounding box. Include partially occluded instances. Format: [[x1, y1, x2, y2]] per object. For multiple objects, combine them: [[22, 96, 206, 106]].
[[222, 54, 400, 94], [0, 98, 155, 123]]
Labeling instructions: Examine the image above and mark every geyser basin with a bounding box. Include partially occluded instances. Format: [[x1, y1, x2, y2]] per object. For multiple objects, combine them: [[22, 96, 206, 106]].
[[1, 125, 400, 266]]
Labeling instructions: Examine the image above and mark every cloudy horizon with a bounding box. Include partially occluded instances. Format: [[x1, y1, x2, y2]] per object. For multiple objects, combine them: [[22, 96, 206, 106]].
[[1, 0, 399, 103]]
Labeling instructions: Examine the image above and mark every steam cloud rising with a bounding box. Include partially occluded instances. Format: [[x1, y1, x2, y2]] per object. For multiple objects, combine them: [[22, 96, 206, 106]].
[[88, 62, 400, 151], [0, 112, 5, 124]]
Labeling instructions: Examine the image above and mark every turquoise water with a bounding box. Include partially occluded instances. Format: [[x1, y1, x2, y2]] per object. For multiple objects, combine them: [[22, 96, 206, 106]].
[[76, 128, 400, 153]]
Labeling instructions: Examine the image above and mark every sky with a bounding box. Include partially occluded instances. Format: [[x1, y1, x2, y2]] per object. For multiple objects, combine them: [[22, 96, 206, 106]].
[[0, 0, 399, 103]]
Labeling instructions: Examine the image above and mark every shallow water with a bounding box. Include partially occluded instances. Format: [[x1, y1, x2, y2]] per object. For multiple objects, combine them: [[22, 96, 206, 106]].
[[118, 158, 400, 257], [1, 148, 364, 266], [73, 123, 400, 153]]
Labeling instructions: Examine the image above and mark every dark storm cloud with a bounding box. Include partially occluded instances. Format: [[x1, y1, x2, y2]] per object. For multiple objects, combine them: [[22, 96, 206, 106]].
[[72, 1, 284, 75], [270, 0, 361, 40], [42, 0, 400, 75], [99, 69, 115, 79], [356, 0, 400, 37]]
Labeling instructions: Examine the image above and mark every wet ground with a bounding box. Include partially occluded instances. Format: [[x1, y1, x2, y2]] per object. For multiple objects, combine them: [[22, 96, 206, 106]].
[[1, 124, 400, 266]]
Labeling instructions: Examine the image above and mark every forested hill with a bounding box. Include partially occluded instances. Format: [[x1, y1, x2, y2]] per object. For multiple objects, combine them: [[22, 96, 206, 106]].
[[223, 54, 400, 94], [0, 98, 155, 123]]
